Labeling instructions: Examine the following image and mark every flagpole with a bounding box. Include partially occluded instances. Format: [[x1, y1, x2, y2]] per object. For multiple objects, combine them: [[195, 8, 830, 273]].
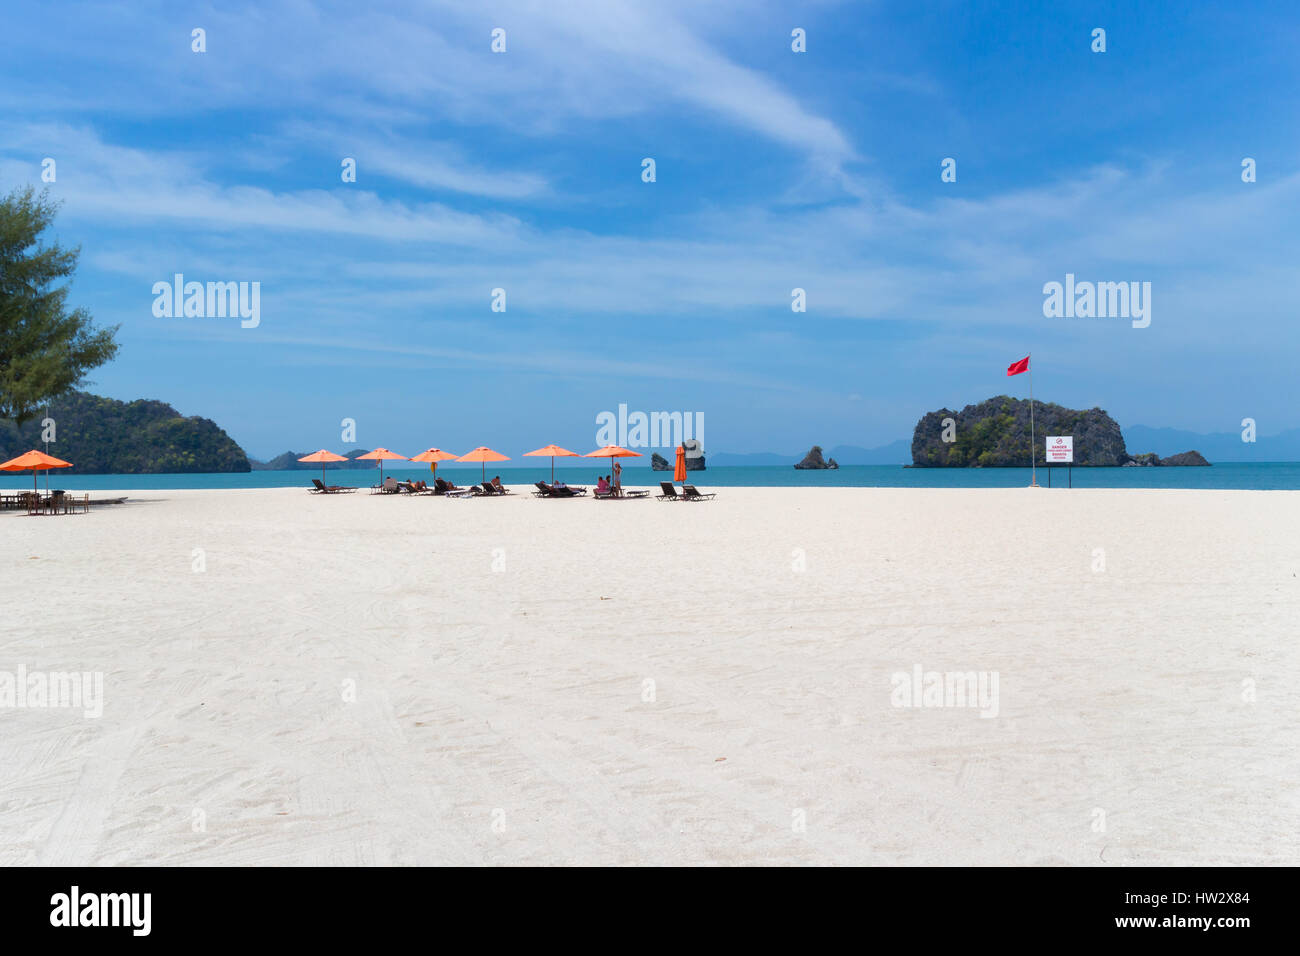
[[1029, 352, 1037, 487]]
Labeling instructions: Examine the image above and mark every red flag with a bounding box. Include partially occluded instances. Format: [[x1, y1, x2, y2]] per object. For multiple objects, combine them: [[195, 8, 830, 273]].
[[1006, 356, 1029, 376]]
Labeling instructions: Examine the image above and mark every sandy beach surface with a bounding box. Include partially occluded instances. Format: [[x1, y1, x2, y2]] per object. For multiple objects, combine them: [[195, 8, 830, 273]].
[[2, 485, 1297, 866]]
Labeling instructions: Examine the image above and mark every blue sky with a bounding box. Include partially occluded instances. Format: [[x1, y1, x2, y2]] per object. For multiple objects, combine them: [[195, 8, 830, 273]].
[[3, 0, 1298, 459]]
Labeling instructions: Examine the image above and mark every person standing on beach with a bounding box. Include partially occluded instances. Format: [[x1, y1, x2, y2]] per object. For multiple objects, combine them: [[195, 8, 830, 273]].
[[613, 461, 622, 495]]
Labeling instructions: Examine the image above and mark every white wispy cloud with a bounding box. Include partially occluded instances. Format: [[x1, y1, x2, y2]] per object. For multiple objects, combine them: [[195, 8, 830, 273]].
[[0, 123, 526, 246], [19, 117, 1297, 349], [3, 1, 856, 167]]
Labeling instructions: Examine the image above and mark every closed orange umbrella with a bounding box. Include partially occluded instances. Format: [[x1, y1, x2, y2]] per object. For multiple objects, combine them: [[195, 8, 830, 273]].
[[583, 445, 642, 493], [523, 444, 578, 483], [674, 444, 687, 483], [297, 449, 348, 485], [456, 446, 510, 484], [1, 449, 73, 493], [356, 447, 409, 484]]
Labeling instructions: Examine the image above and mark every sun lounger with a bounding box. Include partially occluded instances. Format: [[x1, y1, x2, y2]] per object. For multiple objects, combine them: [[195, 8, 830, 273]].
[[594, 488, 649, 499], [537, 480, 586, 497], [312, 478, 357, 494], [656, 481, 680, 500], [680, 484, 716, 501], [435, 478, 473, 498]]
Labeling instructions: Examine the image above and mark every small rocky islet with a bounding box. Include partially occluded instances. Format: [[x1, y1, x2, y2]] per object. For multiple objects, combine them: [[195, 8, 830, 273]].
[[909, 396, 1209, 467]]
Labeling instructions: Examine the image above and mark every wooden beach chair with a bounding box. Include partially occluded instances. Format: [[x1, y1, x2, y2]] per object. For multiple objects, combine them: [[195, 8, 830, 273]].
[[656, 481, 680, 501]]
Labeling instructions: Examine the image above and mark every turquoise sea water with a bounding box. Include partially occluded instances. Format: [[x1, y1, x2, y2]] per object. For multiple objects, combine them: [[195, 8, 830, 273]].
[[4, 462, 1300, 491]]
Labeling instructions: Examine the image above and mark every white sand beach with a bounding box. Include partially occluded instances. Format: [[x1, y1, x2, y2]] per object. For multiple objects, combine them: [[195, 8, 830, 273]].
[[2, 485, 1297, 866]]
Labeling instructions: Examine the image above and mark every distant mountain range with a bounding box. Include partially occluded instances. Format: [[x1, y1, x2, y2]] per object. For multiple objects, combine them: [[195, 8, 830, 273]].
[[251, 449, 388, 470], [709, 441, 913, 467], [1121, 425, 1300, 462], [253, 441, 917, 470]]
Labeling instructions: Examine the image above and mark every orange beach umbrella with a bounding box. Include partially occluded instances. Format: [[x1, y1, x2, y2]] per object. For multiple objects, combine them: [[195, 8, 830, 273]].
[[674, 444, 687, 483], [523, 444, 578, 483], [0, 449, 73, 493], [297, 449, 348, 484], [356, 447, 409, 483], [583, 445, 642, 488], [456, 446, 510, 484], [409, 447, 459, 477]]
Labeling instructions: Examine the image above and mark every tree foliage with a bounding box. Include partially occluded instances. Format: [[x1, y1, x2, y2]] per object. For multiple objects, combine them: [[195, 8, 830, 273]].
[[0, 186, 119, 423], [0, 391, 250, 473]]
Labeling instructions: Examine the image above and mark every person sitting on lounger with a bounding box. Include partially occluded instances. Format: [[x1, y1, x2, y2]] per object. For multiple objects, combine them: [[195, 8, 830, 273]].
[[381, 476, 399, 492], [491, 476, 504, 492], [553, 478, 567, 490], [596, 476, 610, 494]]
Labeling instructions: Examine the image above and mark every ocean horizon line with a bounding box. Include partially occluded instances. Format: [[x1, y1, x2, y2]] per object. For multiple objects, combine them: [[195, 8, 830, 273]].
[[6, 461, 1300, 492]]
